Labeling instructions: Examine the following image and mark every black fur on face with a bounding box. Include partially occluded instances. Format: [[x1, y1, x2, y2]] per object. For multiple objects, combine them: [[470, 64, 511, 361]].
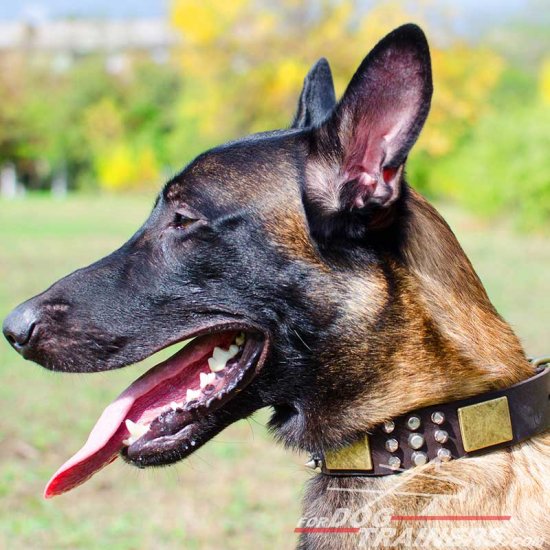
[[12, 130, 343, 459], [4, 25, 437, 465]]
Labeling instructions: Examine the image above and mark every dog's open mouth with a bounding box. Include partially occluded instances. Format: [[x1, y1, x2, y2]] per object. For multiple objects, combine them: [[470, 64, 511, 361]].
[[44, 328, 266, 498]]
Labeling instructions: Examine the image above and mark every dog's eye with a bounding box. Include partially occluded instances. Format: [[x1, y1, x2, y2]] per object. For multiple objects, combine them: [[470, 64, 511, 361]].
[[173, 212, 199, 231]]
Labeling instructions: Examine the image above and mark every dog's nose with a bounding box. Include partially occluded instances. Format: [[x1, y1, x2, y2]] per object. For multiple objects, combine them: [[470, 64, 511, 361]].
[[3, 303, 38, 353]]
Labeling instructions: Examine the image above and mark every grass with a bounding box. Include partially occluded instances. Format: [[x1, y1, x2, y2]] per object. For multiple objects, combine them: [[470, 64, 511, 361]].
[[0, 193, 548, 549]]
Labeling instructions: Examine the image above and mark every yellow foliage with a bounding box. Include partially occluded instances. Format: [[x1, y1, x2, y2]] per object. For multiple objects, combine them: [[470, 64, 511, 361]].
[[97, 143, 160, 192], [170, 0, 506, 159], [172, 0, 249, 45], [540, 57, 550, 105], [273, 59, 306, 97], [418, 45, 504, 156], [83, 98, 125, 153]]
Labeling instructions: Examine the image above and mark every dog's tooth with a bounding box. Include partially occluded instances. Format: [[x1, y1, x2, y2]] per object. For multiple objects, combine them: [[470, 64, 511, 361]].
[[212, 346, 229, 362], [124, 419, 149, 445], [200, 372, 208, 388], [210, 344, 238, 371], [215, 344, 239, 360], [186, 388, 201, 401], [235, 332, 245, 346], [170, 401, 180, 411], [208, 357, 226, 373], [200, 371, 217, 387], [125, 419, 138, 432], [125, 419, 148, 438]]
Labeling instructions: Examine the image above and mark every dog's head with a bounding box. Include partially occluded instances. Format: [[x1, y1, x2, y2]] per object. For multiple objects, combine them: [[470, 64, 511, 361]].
[[5, 24, 498, 497]]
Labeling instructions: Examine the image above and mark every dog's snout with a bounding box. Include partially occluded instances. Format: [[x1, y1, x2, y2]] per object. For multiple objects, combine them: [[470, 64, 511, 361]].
[[3, 302, 39, 353]]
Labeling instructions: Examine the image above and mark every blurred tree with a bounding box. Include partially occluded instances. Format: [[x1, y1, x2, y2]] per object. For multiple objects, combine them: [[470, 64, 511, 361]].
[[420, 9, 550, 231], [169, 0, 504, 184], [540, 57, 550, 105], [432, 103, 549, 231], [0, 57, 52, 187], [485, 0, 549, 73], [96, 142, 161, 192], [0, 55, 182, 192], [0, 1, 545, 230]]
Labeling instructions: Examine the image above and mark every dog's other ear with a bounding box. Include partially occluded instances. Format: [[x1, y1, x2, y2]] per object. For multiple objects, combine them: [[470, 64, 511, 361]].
[[292, 58, 336, 129], [304, 24, 432, 239]]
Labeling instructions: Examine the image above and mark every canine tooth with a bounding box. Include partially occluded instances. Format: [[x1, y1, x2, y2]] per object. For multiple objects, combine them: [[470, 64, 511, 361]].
[[123, 419, 149, 445], [208, 357, 226, 372], [125, 419, 137, 433], [235, 332, 245, 346], [186, 388, 201, 401], [125, 419, 148, 438]]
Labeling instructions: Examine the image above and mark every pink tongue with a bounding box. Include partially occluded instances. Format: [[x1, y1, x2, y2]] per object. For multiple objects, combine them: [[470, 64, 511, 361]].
[[44, 334, 232, 499]]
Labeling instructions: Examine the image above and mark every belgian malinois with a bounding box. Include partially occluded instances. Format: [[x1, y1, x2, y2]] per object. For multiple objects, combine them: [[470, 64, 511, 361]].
[[3, 24, 549, 549]]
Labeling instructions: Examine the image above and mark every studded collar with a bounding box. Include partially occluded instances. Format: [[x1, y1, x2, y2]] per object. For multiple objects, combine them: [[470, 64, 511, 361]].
[[314, 359, 550, 476]]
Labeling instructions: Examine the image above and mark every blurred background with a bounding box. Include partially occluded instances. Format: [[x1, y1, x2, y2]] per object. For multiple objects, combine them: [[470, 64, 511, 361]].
[[0, 1, 548, 548]]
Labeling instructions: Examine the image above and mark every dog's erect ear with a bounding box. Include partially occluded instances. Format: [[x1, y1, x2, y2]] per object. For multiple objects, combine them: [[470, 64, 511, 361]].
[[304, 24, 432, 238], [292, 58, 336, 129]]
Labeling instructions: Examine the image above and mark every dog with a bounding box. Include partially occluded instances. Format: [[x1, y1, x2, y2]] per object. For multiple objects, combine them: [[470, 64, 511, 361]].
[[3, 24, 549, 549]]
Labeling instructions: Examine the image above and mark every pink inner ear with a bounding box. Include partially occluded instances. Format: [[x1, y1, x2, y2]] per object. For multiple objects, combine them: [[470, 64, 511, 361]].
[[335, 42, 428, 210], [341, 118, 401, 207], [383, 166, 398, 183], [344, 121, 387, 180], [308, 28, 431, 215], [338, 91, 419, 209]]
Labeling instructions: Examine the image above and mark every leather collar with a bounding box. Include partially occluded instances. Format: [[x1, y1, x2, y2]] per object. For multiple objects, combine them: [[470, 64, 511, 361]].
[[315, 358, 550, 476]]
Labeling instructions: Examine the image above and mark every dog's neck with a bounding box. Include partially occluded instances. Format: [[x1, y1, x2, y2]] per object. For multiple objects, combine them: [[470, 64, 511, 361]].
[[298, 192, 548, 548], [373, 188, 531, 419], [401, 188, 531, 389], [310, 187, 532, 447]]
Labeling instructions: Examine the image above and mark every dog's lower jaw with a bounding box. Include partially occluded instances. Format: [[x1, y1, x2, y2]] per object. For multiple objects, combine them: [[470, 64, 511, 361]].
[[297, 433, 550, 550]]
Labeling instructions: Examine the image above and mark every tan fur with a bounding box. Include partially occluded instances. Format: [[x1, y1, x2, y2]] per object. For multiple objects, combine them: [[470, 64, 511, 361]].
[[263, 208, 327, 269], [304, 147, 343, 215], [193, 137, 547, 549], [293, 188, 547, 549], [301, 434, 550, 549], [404, 190, 529, 389]]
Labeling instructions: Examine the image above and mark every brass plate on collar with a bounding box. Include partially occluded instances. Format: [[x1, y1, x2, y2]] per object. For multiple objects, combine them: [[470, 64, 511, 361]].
[[324, 436, 372, 471], [458, 396, 513, 452]]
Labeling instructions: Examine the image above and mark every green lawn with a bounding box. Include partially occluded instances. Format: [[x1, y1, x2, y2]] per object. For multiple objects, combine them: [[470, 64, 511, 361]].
[[0, 194, 548, 549]]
